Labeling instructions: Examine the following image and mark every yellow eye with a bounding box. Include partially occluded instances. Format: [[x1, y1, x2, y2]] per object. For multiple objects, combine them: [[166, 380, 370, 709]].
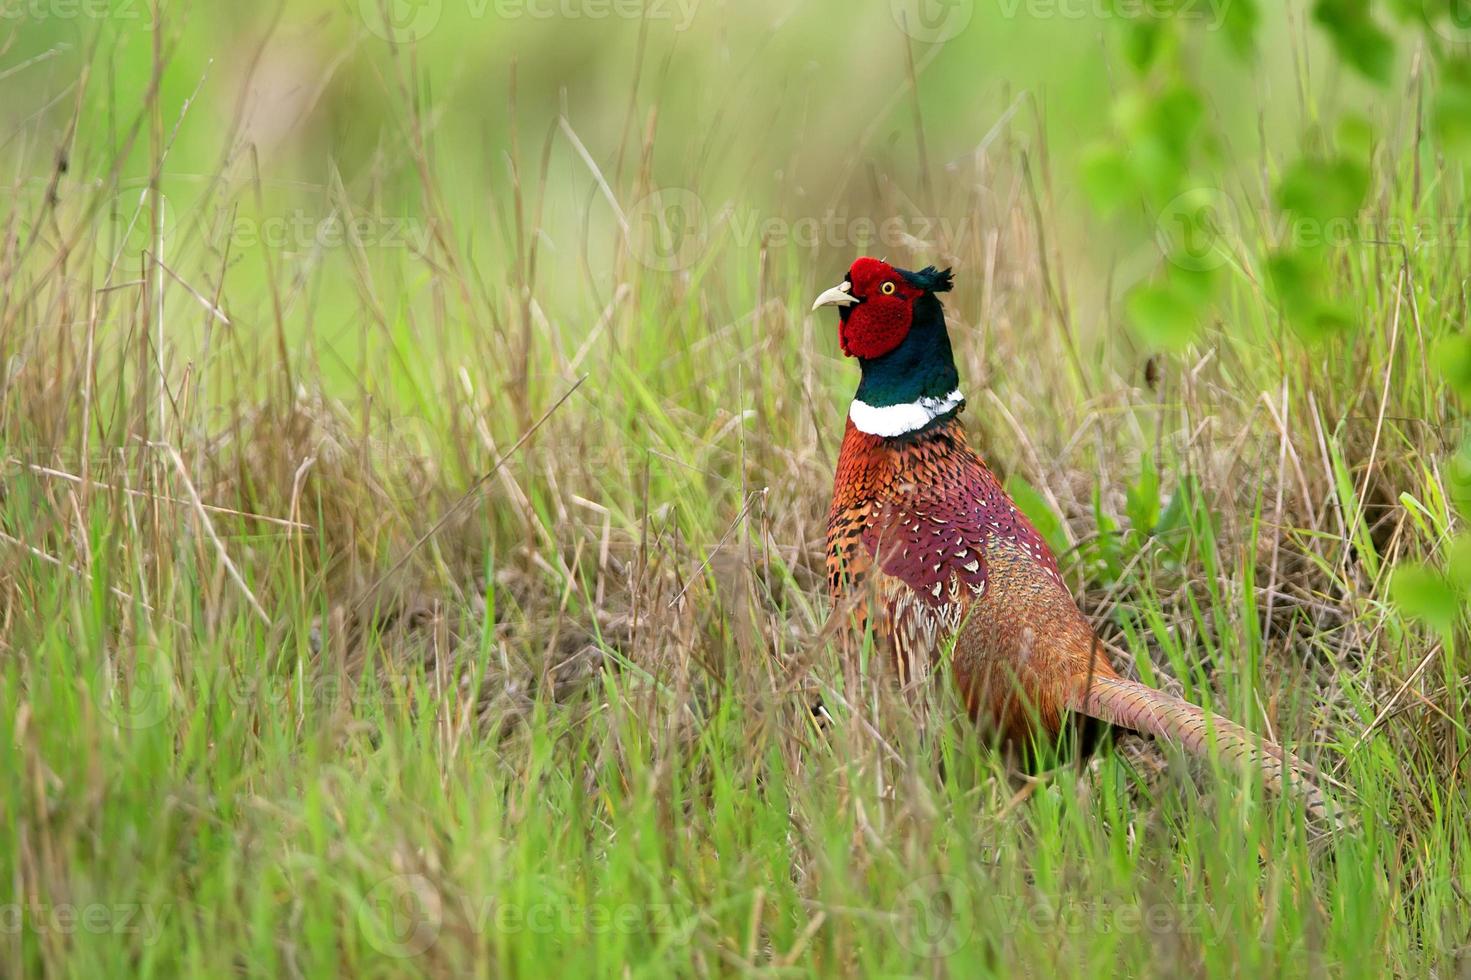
[[880, 281, 897, 295]]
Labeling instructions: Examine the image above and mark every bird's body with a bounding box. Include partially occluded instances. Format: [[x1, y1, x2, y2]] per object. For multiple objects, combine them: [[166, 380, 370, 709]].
[[826, 413, 1107, 745], [813, 257, 1329, 814]]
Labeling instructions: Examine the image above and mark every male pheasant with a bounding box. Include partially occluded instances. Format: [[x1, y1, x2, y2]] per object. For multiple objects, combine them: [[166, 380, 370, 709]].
[[813, 256, 1329, 815]]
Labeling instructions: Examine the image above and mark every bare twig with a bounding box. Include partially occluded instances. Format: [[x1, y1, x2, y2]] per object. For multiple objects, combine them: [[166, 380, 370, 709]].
[[351, 375, 588, 616], [161, 443, 270, 625]]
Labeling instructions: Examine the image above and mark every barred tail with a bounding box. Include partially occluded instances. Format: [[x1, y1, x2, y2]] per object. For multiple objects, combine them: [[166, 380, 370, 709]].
[[1069, 673, 1334, 822]]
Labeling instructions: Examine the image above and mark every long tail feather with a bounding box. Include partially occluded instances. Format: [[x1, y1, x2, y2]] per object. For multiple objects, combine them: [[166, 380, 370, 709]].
[[1069, 674, 1334, 821]]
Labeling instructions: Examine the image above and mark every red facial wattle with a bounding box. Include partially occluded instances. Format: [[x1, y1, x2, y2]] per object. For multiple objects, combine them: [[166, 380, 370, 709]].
[[836, 258, 920, 360]]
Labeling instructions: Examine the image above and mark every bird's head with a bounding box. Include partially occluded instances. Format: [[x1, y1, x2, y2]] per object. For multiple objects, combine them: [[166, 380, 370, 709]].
[[810, 256, 954, 359], [811, 257, 963, 436]]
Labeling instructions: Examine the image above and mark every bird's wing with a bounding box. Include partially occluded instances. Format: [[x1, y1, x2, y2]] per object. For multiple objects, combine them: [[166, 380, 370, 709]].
[[860, 456, 1062, 610], [861, 486, 990, 606]]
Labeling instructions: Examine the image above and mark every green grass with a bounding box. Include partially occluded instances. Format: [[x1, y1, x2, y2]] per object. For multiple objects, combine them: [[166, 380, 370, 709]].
[[3, 1, 1469, 976]]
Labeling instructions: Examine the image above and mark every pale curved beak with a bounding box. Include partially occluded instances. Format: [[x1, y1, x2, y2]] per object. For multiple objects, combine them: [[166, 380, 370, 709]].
[[811, 282, 859, 311]]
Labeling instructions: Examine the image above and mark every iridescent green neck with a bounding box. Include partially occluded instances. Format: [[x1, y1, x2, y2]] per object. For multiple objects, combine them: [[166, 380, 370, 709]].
[[852, 293, 959, 408]]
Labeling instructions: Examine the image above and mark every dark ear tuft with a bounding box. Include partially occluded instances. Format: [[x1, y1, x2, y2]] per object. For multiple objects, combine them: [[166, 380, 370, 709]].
[[900, 265, 954, 294]]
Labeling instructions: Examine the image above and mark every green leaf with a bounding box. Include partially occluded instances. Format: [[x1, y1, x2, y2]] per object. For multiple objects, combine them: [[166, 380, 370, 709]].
[[1448, 440, 1471, 519], [1126, 463, 1161, 536], [1080, 143, 1136, 215], [1300, 302, 1358, 340], [1124, 21, 1166, 73], [1266, 249, 1358, 340], [1266, 249, 1315, 310], [1276, 156, 1370, 227], [1120, 84, 1204, 197], [1217, 0, 1260, 57], [1154, 85, 1206, 158], [1390, 563, 1462, 631], [1433, 334, 1471, 402], [1126, 280, 1201, 351], [1155, 475, 1200, 563], [1313, 0, 1395, 84], [1004, 474, 1069, 560], [1158, 189, 1238, 273], [1433, 59, 1471, 153], [1091, 485, 1125, 582], [1446, 533, 1471, 588], [1176, 261, 1225, 303], [1336, 113, 1375, 159]]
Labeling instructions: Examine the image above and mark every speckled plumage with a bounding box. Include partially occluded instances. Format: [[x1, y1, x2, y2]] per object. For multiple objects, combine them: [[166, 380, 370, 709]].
[[826, 414, 1113, 742], [815, 257, 1332, 818]]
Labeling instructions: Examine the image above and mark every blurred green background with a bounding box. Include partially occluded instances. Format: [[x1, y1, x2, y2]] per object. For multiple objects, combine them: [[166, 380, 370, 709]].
[[6, 0, 1402, 398], [6, 2, 1471, 975]]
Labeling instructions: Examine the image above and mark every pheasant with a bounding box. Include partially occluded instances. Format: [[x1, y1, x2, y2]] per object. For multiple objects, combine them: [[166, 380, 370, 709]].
[[812, 256, 1330, 816]]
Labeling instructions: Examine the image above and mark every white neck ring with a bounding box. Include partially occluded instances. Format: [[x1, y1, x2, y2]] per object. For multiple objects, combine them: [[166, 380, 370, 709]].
[[849, 389, 964, 437]]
